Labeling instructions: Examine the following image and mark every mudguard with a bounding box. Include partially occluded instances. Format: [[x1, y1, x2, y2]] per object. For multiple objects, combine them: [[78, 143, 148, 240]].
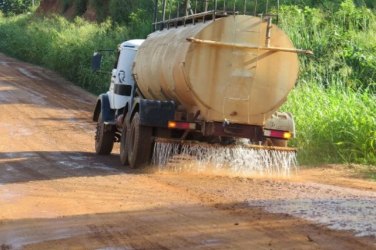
[[128, 99, 175, 128], [93, 94, 115, 123]]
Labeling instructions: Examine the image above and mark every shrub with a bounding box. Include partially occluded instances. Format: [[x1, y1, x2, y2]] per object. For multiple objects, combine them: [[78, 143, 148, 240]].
[[279, 3, 376, 91], [76, 0, 88, 15], [0, 14, 129, 94], [109, 0, 132, 24], [282, 84, 376, 165], [0, 0, 35, 15]]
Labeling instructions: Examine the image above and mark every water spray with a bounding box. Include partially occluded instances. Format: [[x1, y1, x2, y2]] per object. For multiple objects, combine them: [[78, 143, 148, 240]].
[[152, 138, 298, 176]]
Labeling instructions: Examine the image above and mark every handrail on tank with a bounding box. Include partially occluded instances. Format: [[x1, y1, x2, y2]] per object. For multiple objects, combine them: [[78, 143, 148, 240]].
[[186, 37, 314, 55], [153, 0, 281, 31]]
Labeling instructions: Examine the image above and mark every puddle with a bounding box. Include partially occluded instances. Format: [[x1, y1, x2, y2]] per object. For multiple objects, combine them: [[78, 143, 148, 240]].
[[249, 183, 376, 237]]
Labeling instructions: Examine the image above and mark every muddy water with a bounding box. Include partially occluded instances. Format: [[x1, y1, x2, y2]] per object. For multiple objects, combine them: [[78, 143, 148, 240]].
[[249, 182, 376, 237], [152, 171, 376, 240]]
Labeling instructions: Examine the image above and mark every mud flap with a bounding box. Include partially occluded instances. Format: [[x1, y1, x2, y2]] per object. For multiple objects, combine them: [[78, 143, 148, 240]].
[[139, 99, 175, 127], [93, 94, 115, 124]]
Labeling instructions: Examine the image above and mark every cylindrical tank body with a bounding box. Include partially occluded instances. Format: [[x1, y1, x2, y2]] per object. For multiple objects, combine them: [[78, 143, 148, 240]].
[[133, 15, 298, 126]]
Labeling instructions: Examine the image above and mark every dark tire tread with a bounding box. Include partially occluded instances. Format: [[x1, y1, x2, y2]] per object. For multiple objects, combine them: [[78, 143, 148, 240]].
[[126, 112, 153, 168], [95, 112, 114, 155]]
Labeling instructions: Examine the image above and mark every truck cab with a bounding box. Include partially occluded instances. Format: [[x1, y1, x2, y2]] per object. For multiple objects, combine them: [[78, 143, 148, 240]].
[[108, 40, 144, 111], [92, 40, 145, 158], [92, 38, 176, 169]]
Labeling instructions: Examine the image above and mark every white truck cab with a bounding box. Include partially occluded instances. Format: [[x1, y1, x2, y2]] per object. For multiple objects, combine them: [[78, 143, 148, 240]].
[[108, 39, 144, 110]]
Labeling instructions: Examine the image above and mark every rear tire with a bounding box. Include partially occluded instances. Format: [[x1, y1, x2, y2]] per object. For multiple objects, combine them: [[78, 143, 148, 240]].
[[95, 112, 114, 155], [120, 120, 129, 165], [126, 112, 153, 168]]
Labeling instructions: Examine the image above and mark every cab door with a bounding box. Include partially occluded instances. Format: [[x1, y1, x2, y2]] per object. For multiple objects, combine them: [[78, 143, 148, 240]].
[[111, 43, 138, 110]]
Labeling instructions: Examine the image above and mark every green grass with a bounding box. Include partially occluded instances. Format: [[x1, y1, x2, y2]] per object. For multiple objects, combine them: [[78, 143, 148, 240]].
[[282, 84, 376, 165], [277, 1, 376, 165], [0, 1, 374, 167], [0, 14, 129, 94], [278, 2, 376, 92]]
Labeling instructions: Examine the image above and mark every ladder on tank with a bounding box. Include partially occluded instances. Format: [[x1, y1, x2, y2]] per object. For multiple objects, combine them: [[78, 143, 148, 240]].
[[225, 13, 263, 124]]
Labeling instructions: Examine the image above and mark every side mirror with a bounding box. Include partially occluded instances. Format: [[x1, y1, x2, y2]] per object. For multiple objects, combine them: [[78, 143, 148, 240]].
[[91, 52, 102, 72]]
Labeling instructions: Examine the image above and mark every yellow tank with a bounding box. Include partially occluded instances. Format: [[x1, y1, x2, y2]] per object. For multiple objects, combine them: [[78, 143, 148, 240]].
[[133, 15, 299, 126]]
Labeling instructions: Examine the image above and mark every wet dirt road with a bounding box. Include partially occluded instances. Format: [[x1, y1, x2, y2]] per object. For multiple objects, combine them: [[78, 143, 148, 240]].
[[0, 53, 375, 249]]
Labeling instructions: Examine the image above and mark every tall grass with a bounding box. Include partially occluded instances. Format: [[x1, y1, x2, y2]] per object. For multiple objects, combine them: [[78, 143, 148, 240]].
[[278, 2, 376, 91], [278, 1, 376, 165], [0, 14, 129, 94], [282, 85, 376, 165]]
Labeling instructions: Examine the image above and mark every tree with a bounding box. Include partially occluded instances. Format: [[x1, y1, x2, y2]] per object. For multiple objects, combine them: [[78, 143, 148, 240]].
[[0, 0, 37, 15]]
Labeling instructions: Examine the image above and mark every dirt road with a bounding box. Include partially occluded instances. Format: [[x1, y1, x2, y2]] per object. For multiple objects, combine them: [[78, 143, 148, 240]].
[[0, 53, 375, 249]]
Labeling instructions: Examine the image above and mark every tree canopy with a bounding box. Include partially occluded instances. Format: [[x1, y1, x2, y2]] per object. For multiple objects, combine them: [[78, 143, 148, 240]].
[[0, 0, 39, 15]]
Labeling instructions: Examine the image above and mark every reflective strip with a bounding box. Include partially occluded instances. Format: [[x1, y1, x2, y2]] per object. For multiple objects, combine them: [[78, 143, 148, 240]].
[[168, 121, 196, 130], [264, 129, 291, 139]]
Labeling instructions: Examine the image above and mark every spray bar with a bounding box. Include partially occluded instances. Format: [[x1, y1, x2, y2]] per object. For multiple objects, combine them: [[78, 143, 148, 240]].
[[187, 37, 313, 55], [154, 138, 297, 152]]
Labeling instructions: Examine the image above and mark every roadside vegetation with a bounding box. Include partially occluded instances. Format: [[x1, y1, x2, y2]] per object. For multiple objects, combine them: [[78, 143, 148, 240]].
[[0, 0, 374, 168], [0, 0, 40, 15], [0, 14, 129, 93], [279, 1, 376, 167]]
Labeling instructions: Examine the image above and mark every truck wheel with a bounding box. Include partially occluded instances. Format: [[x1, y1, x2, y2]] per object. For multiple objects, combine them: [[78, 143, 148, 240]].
[[126, 112, 153, 168], [120, 121, 129, 165], [95, 112, 115, 155]]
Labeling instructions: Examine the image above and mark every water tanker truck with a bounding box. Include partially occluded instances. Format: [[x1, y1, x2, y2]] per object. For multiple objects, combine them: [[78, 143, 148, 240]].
[[92, 1, 312, 169]]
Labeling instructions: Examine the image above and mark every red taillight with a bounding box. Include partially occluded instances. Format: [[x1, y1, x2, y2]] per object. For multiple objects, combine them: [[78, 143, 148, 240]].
[[168, 121, 196, 130], [264, 129, 292, 139]]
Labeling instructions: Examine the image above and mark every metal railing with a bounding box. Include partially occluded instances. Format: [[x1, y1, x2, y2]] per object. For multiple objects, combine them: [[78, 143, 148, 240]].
[[153, 0, 280, 30]]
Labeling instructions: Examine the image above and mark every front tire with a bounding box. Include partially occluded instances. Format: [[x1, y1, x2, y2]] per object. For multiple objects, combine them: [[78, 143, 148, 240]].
[[95, 112, 115, 155], [126, 112, 153, 168]]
